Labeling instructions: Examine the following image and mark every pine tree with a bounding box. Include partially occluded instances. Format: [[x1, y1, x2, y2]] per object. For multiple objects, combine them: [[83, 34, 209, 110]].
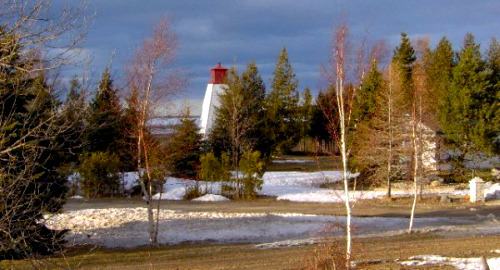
[[442, 33, 491, 181], [266, 47, 301, 153], [166, 108, 203, 177]]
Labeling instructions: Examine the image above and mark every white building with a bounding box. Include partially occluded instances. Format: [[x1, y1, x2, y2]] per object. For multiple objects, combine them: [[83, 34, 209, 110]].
[[199, 63, 228, 136]]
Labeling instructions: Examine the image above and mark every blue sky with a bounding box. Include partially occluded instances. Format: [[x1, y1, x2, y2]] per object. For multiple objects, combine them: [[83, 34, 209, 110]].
[[53, 0, 499, 115]]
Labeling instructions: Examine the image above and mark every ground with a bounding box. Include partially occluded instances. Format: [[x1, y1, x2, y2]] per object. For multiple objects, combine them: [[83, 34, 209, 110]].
[[3, 196, 500, 269], [2, 156, 500, 269]]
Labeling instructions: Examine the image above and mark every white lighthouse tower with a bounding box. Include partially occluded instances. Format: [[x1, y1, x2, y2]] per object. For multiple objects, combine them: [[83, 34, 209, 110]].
[[200, 63, 228, 136]]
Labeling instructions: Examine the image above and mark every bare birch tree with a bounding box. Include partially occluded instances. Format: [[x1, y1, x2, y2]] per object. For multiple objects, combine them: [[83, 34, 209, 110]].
[[320, 23, 355, 269], [125, 18, 182, 246]]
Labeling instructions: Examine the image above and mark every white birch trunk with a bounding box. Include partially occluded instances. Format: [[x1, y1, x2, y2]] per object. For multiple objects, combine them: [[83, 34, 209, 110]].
[[409, 97, 419, 233]]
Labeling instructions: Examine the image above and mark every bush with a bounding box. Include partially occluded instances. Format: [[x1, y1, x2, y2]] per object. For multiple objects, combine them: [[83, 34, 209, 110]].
[[184, 184, 203, 200], [78, 152, 121, 198], [239, 151, 265, 199]]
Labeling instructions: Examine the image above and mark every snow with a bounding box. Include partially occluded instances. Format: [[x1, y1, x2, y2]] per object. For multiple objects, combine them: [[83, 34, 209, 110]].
[[192, 194, 230, 202], [70, 170, 480, 203], [272, 159, 313, 164], [45, 208, 480, 248], [70, 195, 84, 199], [485, 182, 500, 201], [401, 255, 500, 270]]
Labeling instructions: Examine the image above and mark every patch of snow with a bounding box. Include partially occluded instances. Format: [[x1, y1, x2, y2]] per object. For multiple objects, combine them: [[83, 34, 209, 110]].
[[401, 255, 500, 270], [70, 195, 84, 199], [192, 194, 230, 202], [272, 159, 313, 164], [45, 208, 480, 248]]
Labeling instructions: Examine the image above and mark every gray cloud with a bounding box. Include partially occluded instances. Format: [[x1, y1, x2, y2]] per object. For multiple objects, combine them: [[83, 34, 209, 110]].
[[50, 0, 499, 113]]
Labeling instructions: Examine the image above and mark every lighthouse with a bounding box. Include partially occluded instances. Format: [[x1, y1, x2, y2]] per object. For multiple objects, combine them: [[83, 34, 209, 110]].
[[199, 63, 228, 136]]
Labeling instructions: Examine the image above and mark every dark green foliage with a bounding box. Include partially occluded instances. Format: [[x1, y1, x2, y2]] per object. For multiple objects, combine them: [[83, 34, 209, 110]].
[[78, 151, 121, 198], [238, 150, 265, 199], [299, 87, 314, 138], [59, 76, 86, 166], [0, 28, 70, 259], [441, 33, 492, 181], [392, 32, 416, 106], [352, 61, 383, 123], [209, 62, 266, 161], [349, 61, 386, 183], [84, 68, 124, 154], [485, 38, 500, 153], [265, 47, 301, 153], [166, 109, 202, 177], [428, 37, 455, 122]]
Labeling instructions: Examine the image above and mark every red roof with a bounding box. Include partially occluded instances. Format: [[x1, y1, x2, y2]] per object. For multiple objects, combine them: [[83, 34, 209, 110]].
[[209, 62, 228, 84]]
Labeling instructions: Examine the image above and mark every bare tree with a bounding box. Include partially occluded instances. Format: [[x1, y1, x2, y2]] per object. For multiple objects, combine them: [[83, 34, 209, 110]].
[[125, 18, 183, 246], [321, 23, 355, 269]]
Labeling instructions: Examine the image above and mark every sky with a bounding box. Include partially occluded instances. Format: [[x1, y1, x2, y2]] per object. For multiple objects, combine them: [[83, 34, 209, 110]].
[[52, 0, 500, 115]]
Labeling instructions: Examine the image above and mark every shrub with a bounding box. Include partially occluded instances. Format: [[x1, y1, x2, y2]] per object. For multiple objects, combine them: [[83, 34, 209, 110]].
[[239, 150, 265, 199], [78, 151, 121, 198]]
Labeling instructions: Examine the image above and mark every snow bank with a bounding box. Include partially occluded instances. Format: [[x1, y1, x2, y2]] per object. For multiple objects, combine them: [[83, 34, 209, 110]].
[[401, 255, 500, 269], [45, 208, 480, 248], [192, 194, 230, 202]]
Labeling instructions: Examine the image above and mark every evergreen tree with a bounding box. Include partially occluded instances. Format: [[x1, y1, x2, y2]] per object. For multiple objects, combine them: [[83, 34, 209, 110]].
[[84, 68, 124, 154], [352, 61, 382, 123], [392, 32, 416, 106], [239, 150, 265, 199], [349, 61, 389, 186], [265, 47, 301, 153], [485, 38, 500, 153], [209, 63, 267, 198], [0, 29, 70, 259], [442, 33, 491, 180], [166, 108, 203, 177], [428, 37, 454, 124], [209, 62, 266, 158], [59, 76, 86, 166], [241, 61, 268, 158]]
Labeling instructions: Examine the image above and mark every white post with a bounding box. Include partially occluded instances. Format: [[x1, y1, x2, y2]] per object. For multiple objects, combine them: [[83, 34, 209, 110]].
[[469, 177, 485, 203]]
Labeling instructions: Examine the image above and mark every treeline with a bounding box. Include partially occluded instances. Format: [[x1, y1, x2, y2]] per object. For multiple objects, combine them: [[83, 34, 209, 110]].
[[348, 32, 499, 192]]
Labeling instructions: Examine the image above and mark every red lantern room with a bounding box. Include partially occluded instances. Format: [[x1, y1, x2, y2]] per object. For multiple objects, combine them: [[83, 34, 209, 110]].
[[209, 62, 228, 84]]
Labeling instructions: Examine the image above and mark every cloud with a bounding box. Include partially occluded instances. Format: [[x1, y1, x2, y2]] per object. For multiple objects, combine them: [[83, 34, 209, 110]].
[[49, 0, 499, 115]]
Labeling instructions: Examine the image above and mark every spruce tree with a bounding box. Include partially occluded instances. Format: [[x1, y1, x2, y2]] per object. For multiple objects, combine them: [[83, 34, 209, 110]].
[[166, 108, 203, 177], [266, 47, 301, 153], [392, 32, 416, 106], [349, 61, 388, 186], [485, 38, 500, 153], [0, 30, 69, 259], [442, 33, 491, 180], [209, 63, 267, 198], [84, 68, 124, 154]]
